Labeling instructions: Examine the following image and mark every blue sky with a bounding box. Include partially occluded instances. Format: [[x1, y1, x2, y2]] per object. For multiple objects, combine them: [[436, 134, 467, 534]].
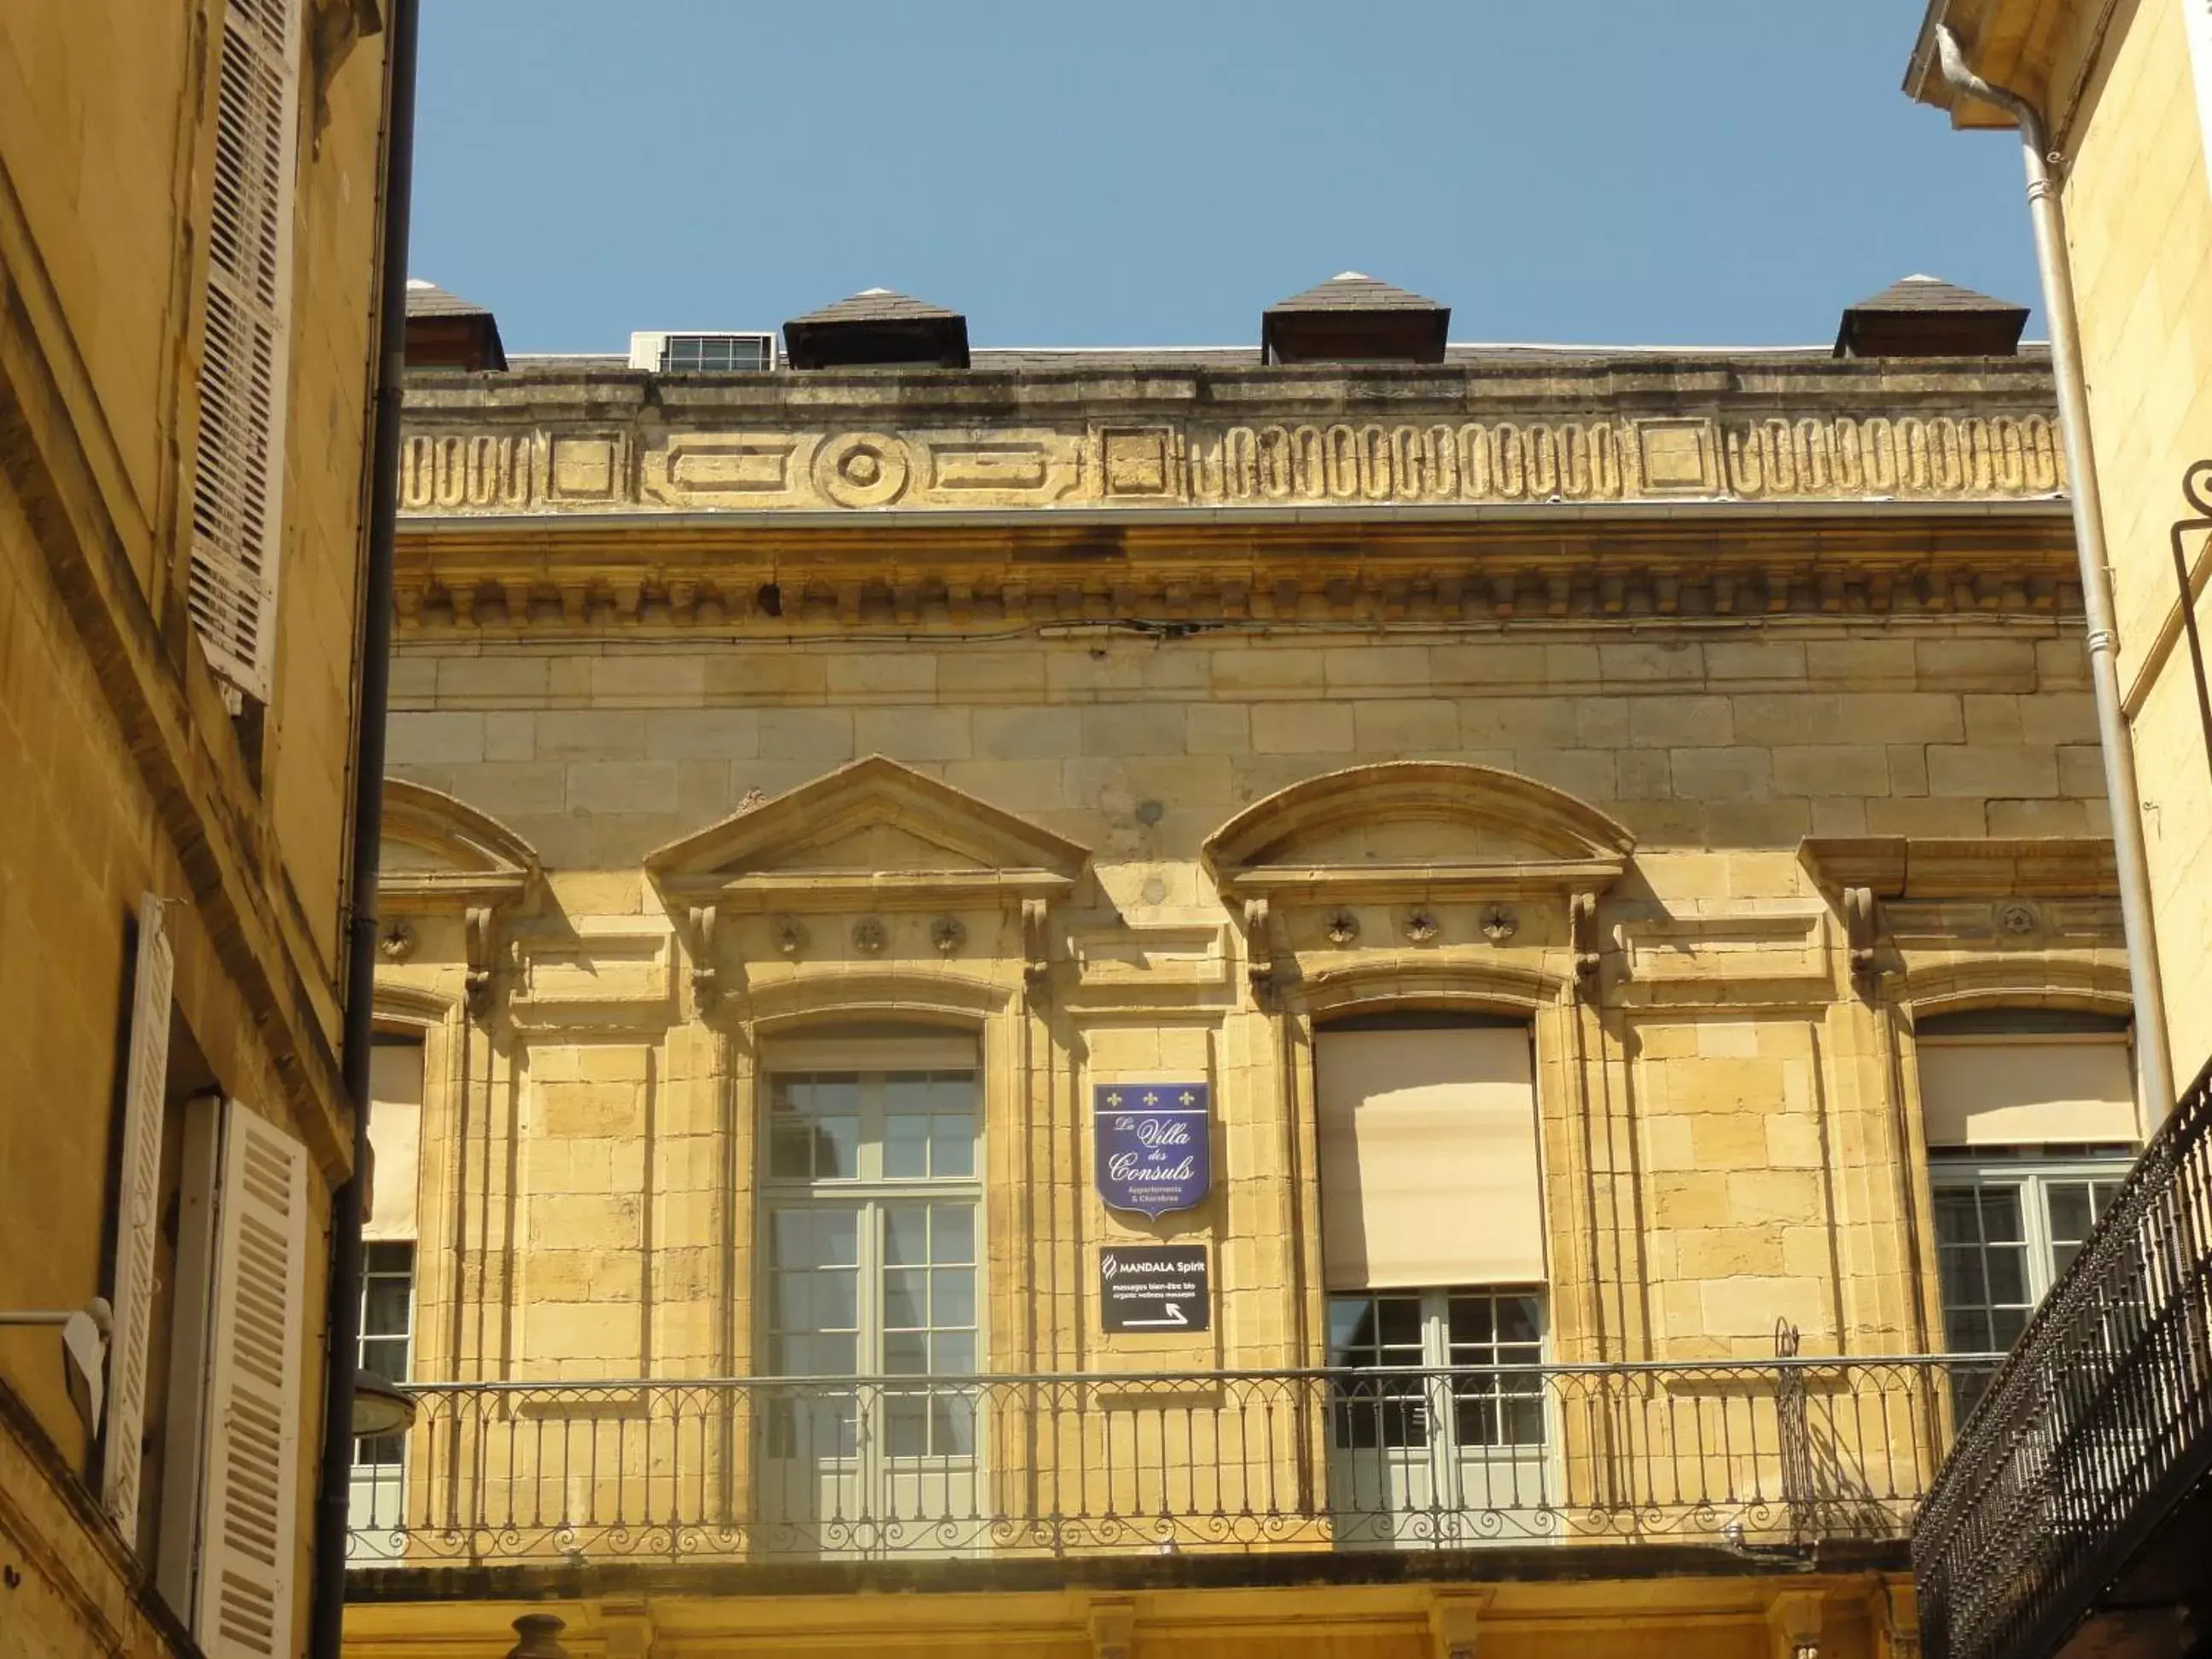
[[410, 1, 2039, 353]]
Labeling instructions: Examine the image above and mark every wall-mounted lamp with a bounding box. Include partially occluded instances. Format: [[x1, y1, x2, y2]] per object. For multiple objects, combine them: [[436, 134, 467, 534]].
[[0, 1298, 112, 1433], [350, 1369, 416, 1438]]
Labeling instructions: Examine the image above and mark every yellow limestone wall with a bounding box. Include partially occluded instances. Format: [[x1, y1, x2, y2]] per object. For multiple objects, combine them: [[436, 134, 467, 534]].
[[0, 2, 391, 1653]]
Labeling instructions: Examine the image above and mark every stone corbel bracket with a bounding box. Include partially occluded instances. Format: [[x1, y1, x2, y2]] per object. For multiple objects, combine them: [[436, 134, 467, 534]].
[[375, 779, 543, 1022], [1570, 890, 1603, 990], [1798, 835, 2122, 998], [1243, 897, 1275, 1003], [688, 905, 722, 1011], [1843, 886, 1877, 992]]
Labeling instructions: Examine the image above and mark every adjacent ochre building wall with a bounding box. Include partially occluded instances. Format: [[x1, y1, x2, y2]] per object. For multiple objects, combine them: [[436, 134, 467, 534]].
[[0, 1, 390, 1653], [1911, 0, 2212, 1089]]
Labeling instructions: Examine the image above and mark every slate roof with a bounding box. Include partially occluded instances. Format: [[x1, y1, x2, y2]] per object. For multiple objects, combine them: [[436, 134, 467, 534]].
[[785, 288, 963, 326], [1842, 274, 2026, 316], [405, 278, 497, 319], [1266, 271, 1446, 314]]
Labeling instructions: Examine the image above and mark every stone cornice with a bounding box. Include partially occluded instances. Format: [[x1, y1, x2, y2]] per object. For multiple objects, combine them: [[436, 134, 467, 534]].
[[390, 505, 2080, 635]]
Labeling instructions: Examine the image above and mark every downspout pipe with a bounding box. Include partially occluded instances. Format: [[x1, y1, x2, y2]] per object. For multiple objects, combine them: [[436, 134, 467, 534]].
[[1935, 26, 2178, 1125], [308, 0, 418, 1653]]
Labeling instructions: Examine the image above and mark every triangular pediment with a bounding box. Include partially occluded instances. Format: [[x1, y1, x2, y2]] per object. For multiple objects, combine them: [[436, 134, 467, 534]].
[[1203, 762, 1633, 901], [379, 780, 541, 909], [648, 755, 1090, 910]]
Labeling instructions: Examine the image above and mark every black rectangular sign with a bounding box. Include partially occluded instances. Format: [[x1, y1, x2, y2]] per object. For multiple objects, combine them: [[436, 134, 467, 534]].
[[1098, 1246, 1210, 1333]]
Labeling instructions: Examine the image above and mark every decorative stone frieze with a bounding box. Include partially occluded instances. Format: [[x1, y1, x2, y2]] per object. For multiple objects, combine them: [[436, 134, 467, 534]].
[[399, 358, 2067, 518]]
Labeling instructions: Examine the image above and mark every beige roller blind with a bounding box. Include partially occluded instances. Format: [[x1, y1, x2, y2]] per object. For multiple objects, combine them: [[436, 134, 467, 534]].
[[364, 1041, 423, 1242], [1918, 1033, 2139, 1148], [1315, 1025, 1545, 1290]]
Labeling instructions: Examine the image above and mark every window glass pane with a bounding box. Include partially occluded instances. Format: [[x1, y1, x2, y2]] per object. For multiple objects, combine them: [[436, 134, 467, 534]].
[[883, 1115, 929, 1178], [883, 1332, 928, 1374], [365, 1241, 413, 1274], [883, 1269, 927, 1329], [930, 1203, 975, 1264], [770, 1209, 812, 1267], [364, 1278, 410, 1337], [930, 1331, 974, 1374], [815, 1208, 858, 1267], [884, 1205, 926, 1266], [933, 1268, 975, 1328], [931, 1117, 975, 1178], [2046, 1181, 2093, 1248], [1375, 1295, 1422, 1352]]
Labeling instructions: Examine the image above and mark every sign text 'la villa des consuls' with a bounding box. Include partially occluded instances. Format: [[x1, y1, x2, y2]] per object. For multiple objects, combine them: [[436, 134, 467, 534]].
[[1092, 1081, 1211, 1220]]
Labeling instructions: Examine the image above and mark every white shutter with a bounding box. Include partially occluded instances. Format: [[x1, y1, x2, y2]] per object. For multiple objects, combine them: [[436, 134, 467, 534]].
[[195, 1104, 311, 1659], [186, 0, 302, 701], [102, 894, 174, 1536]]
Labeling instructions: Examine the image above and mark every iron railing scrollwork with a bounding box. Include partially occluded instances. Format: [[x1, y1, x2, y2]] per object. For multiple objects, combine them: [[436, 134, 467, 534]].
[[346, 1355, 1996, 1565], [1912, 1060, 2212, 1659]]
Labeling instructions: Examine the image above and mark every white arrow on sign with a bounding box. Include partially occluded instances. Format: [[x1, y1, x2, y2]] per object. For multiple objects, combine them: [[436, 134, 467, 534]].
[[1121, 1304, 1190, 1328]]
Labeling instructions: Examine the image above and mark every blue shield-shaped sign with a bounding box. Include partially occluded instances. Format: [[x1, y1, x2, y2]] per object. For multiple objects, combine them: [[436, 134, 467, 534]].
[[1093, 1082, 1211, 1220]]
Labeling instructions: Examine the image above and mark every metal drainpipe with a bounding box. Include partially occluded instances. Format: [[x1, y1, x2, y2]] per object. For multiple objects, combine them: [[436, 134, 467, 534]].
[[1934, 26, 2178, 1123], [307, 0, 418, 1652]]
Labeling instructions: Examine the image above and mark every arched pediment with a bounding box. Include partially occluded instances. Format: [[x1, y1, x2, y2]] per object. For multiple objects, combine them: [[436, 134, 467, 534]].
[[648, 754, 1091, 911], [1202, 762, 1633, 903], [379, 779, 541, 911]]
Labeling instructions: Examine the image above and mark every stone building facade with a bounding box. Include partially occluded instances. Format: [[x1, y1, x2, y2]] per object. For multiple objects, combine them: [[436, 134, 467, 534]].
[[0, 3, 399, 1656], [345, 281, 2138, 1657]]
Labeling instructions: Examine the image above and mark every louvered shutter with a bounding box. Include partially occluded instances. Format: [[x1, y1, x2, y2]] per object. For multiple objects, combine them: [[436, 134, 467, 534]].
[[186, 0, 302, 701], [194, 1104, 311, 1659], [102, 894, 174, 1534]]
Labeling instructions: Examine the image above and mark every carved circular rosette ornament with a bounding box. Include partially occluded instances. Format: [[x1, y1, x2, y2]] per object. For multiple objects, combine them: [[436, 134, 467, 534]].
[[1403, 907, 1441, 945], [930, 916, 967, 958], [774, 917, 808, 958], [376, 920, 417, 963], [1325, 910, 1360, 946], [812, 433, 911, 508], [1480, 904, 1519, 944], [1996, 900, 2039, 938], [852, 917, 888, 956]]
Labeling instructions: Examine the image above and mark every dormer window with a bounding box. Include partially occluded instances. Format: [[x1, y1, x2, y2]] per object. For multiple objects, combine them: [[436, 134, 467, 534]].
[[1261, 272, 1450, 365], [783, 288, 970, 370], [1833, 274, 2029, 358]]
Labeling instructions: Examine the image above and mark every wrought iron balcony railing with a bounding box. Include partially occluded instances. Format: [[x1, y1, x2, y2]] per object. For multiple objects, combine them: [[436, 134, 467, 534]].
[[1913, 1062, 2212, 1659], [348, 1355, 1994, 1564]]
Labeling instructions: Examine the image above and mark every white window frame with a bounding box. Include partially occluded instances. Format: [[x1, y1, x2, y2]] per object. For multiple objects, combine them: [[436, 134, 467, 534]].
[[626, 330, 777, 373], [347, 1241, 414, 1560], [1928, 1151, 2137, 1352], [756, 1063, 986, 1380]]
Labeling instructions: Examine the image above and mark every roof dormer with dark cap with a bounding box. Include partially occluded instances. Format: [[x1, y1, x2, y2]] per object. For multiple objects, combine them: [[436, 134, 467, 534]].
[[1834, 274, 2029, 358], [403, 279, 507, 371], [782, 288, 971, 370], [1260, 272, 1450, 365]]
